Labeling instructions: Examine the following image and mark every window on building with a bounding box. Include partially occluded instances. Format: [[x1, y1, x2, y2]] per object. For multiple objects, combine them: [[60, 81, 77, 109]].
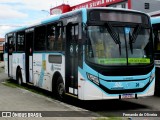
[[122, 4, 126, 8], [17, 32, 25, 51], [144, 3, 150, 9], [116, 4, 122, 8], [34, 26, 46, 51]]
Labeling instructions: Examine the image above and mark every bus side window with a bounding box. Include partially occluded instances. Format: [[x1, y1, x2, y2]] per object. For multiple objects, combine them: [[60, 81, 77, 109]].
[[48, 34, 55, 51], [154, 29, 160, 51], [47, 25, 55, 51], [47, 24, 63, 51], [57, 29, 62, 51], [9, 37, 15, 53], [34, 26, 46, 51], [4, 43, 8, 53], [55, 26, 64, 51], [17, 32, 25, 52], [156, 30, 160, 50]]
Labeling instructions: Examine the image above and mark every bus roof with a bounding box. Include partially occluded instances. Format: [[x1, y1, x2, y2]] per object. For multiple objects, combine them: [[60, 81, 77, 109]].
[[6, 26, 27, 35], [151, 16, 160, 24], [6, 7, 149, 34], [6, 8, 84, 34]]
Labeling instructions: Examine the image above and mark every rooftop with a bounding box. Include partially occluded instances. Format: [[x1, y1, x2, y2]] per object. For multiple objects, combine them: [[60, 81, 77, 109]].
[[0, 38, 4, 42]]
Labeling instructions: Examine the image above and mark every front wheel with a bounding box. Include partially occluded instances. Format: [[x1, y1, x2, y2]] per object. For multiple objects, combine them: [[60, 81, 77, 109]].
[[56, 76, 65, 100]]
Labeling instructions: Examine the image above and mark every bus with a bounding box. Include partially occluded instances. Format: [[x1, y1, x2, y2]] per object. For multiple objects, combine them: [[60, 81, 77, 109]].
[[4, 8, 155, 100], [151, 16, 160, 94]]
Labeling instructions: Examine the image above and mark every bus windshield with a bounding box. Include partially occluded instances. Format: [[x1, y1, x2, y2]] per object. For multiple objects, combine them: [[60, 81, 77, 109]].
[[86, 24, 152, 66]]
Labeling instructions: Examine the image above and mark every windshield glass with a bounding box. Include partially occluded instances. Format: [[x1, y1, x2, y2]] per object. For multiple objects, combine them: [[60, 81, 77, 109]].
[[86, 25, 152, 66]]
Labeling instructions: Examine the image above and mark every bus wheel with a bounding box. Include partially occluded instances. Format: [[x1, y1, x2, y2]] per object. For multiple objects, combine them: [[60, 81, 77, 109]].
[[17, 69, 22, 85], [56, 76, 65, 100]]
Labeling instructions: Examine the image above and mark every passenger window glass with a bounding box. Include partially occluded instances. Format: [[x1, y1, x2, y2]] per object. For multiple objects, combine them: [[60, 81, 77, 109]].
[[8, 36, 15, 53], [154, 30, 160, 51], [47, 24, 62, 51], [17, 32, 25, 51], [34, 26, 46, 51]]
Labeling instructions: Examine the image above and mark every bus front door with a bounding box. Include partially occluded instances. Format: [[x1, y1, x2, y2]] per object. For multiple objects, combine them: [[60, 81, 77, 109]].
[[25, 32, 33, 83], [66, 24, 79, 96]]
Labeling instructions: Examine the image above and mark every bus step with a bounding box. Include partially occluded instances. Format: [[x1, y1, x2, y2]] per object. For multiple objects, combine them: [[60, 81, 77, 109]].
[[26, 82, 34, 86]]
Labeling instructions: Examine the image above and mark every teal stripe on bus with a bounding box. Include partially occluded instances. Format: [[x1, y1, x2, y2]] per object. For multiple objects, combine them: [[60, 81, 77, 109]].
[[38, 53, 46, 87]]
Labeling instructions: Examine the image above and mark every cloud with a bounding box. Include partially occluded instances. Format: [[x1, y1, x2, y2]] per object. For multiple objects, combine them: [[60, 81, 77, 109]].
[[1, 0, 54, 11], [0, 0, 91, 37], [0, 5, 28, 19], [0, 25, 16, 38]]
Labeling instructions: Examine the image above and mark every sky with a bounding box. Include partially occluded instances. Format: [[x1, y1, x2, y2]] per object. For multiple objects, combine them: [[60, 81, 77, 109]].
[[0, 0, 90, 38]]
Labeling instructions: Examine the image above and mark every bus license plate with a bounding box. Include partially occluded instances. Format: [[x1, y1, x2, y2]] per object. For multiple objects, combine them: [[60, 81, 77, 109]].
[[122, 94, 134, 99]]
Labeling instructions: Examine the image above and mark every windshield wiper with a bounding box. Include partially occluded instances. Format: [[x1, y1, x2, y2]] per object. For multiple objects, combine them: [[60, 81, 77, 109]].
[[129, 25, 142, 54], [105, 22, 120, 44], [129, 32, 133, 54], [105, 22, 121, 55]]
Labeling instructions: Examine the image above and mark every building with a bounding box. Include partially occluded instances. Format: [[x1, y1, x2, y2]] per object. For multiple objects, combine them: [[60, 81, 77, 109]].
[[129, 0, 160, 17], [50, 0, 160, 16], [0, 38, 4, 61]]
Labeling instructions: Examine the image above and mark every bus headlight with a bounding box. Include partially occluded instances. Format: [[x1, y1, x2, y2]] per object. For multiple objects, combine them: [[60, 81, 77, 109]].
[[87, 73, 99, 85], [149, 73, 155, 83]]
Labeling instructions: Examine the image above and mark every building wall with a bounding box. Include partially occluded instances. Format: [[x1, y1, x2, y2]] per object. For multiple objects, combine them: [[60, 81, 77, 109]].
[[131, 0, 160, 13], [109, 1, 128, 9], [0, 38, 4, 61]]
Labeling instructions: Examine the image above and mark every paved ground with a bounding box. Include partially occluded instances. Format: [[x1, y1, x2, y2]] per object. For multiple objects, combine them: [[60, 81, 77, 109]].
[[0, 62, 98, 120]]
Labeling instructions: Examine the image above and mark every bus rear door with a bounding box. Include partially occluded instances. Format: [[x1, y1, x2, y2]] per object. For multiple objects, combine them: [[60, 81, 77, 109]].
[[25, 28, 34, 83], [8, 33, 15, 77]]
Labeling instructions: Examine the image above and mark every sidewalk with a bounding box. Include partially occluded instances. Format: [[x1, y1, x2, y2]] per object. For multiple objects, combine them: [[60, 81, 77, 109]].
[[0, 61, 4, 68], [0, 68, 98, 120], [0, 62, 8, 82]]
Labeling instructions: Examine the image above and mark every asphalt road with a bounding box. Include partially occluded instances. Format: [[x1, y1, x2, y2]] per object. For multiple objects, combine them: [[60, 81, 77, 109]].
[[63, 92, 160, 120]]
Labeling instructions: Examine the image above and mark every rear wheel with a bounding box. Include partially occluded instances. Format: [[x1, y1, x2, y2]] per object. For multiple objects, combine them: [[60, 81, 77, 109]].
[[17, 69, 22, 85], [56, 76, 65, 100]]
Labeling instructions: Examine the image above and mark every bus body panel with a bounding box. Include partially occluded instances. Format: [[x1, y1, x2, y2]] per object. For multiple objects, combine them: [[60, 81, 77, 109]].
[[8, 55, 13, 77], [78, 66, 155, 100], [29, 56, 33, 83], [4, 53, 8, 74], [33, 53, 65, 91], [12, 53, 26, 81]]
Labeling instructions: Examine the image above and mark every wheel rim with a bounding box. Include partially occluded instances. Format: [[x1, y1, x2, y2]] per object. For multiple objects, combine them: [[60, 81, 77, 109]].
[[18, 75, 22, 85], [58, 83, 64, 98]]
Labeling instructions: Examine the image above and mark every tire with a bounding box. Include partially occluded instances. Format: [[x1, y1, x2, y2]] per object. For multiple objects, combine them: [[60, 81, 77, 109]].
[[17, 69, 22, 85], [56, 76, 65, 100], [155, 81, 160, 96], [154, 69, 160, 96]]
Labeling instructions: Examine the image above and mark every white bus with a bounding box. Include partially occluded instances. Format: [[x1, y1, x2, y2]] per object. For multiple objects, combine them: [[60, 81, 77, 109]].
[[4, 8, 155, 100]]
